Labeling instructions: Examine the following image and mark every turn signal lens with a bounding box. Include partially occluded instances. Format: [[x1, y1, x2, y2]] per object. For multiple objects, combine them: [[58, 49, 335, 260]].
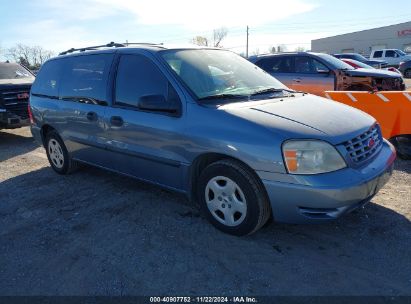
[[284, 150, 298, 172]]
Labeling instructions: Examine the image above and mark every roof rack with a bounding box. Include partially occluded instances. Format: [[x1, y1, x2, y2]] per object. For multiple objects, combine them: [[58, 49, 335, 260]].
[[59, 41, 164, 56], [59, 42, 125, 55], [123, 42, 164, 46]]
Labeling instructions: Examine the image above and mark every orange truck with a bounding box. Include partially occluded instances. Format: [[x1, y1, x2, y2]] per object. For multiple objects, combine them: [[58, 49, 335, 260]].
[[325, 91, 411, 159]]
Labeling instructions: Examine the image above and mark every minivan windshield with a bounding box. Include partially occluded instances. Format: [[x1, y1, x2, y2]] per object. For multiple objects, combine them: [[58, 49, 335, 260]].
[[161, 49, 288, 101], [0, 63, 34, 80]]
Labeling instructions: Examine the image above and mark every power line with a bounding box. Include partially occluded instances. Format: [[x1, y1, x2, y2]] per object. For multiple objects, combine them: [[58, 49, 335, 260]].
[[136, 15, 411, 54]]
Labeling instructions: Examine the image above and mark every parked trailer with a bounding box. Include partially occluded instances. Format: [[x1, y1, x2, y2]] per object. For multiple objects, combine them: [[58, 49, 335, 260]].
[[325, 91, 411, 159]]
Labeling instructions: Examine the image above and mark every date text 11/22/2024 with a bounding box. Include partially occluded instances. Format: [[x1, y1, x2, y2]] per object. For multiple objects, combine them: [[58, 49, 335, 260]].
[[149, 296, 258, 303]]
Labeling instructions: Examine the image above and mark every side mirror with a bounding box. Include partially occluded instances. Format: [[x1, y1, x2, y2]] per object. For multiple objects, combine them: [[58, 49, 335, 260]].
[[317, 69, 331, 75], [138, 94, 179, 113]]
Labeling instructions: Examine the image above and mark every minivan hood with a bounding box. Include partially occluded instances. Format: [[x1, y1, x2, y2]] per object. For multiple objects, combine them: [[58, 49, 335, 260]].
[[220, 94, 375, 145], [345, 68, 401, 78]]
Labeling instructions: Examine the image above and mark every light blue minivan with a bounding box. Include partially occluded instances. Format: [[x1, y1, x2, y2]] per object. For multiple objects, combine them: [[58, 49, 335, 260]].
[[29, 43, 396, 235]]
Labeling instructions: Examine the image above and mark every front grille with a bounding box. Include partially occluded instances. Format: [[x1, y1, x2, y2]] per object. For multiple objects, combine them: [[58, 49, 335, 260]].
[[0, 90, 30, 120], [343, 125, 382, 163], [374, 77, 403, 91]]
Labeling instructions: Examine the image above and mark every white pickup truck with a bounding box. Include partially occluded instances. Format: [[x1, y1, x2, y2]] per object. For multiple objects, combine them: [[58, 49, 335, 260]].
[[370, 49, 411, 67]]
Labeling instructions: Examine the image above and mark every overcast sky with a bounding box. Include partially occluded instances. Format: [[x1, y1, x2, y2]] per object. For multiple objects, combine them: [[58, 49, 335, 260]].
[[1, 0, 411, 57]]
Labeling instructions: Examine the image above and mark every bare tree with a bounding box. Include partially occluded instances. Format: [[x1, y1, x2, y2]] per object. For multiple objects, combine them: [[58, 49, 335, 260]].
[[295, 46, 306, 52], [191, 36, 209, 47], [191, 27, 228, 48], [277, 44, 288, 53], [268, 46, 277, 54], [252, 48, 260, 56], [213, 27, 228, 48], [7, 44, 55, 69]]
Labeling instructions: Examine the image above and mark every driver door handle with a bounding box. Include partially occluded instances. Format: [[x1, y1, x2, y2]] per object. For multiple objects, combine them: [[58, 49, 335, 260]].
[[110, 116, 124, 127], [293, 78, 302, 83], [86, 111, 98, 121]]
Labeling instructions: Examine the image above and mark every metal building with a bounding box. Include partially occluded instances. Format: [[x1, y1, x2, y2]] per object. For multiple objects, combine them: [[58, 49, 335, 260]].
[[311, 21, 411, 55]]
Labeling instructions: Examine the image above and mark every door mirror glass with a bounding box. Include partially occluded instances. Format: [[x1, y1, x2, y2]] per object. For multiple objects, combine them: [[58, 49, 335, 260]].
[[317, 69, 330, 74]]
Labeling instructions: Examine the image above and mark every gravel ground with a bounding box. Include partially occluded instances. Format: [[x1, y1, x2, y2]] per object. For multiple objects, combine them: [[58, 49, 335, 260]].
[[0, 127, 410, 296]]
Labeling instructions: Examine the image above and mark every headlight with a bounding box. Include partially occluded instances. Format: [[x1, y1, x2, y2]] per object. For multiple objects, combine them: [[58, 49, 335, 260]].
[[282, 140, 346, 175]]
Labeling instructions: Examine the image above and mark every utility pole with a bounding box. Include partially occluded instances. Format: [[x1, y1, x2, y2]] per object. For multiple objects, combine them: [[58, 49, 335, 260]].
[[246, 26, 249, 58]]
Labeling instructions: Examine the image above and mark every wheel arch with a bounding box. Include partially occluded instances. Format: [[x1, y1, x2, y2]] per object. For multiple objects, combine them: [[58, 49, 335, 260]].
[[40, 124, 57, 147], [188, 152, 266, 203]]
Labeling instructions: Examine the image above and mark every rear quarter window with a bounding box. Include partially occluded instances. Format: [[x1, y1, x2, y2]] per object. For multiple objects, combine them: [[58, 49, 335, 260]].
[[31, 60, 63, 98]]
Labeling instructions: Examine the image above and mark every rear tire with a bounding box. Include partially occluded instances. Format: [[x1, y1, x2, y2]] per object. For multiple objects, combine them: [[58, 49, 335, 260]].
[[197, 159, 271, 236], [45, 130, 78, 174]]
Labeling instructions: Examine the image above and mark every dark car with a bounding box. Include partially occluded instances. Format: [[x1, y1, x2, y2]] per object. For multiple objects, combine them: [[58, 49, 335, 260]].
[[333, 53, 387, 69], [0, 62, 35, 129], [399, 60, 411, 78], [249, 52, 405, 96]]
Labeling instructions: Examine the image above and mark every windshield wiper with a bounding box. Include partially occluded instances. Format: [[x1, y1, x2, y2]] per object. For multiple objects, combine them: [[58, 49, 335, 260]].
[[251, 88, 305, 97], [198, 94, 248, 102]]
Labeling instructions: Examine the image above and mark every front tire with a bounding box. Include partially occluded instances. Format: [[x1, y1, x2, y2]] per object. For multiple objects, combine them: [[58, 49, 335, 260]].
[[45, 131, 78, 174], [404, 69, 411, 79], [390, 136, 411, 160], [198, 159, 271, 236]]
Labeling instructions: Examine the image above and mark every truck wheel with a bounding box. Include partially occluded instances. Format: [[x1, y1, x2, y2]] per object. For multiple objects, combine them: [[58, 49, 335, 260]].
[[390, 136, 411, 160], [197, 159, 271, 236], [45, 131, 78, 174]]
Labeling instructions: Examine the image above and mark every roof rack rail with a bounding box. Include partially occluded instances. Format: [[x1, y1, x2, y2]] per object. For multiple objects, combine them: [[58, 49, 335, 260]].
[[59, 42, 126, 56], [123, 42, 164, 46]]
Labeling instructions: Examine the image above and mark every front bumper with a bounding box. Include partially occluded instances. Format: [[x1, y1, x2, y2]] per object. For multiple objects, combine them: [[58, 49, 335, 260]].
[[0, 108, 30, 129], [260, 140, 396, 224]]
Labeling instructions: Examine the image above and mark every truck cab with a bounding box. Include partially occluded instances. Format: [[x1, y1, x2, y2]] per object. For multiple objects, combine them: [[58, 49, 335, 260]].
[[0, 62, 35, 129], [370, 49, 411, 67]]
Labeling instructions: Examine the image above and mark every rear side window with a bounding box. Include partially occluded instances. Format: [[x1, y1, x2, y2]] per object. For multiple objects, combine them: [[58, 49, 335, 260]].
[[115, 54, 168, 108], [256, 57, 293, 73], [31, 60, 63, 98], [60, 54, 114, 105], [373, 51, 383, 58]]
